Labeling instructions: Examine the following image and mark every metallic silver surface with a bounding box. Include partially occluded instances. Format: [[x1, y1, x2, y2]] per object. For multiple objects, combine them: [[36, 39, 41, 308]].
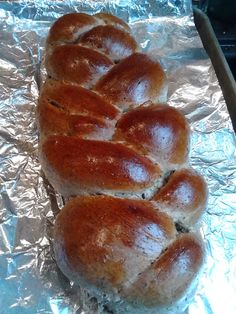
[[0, 1, 235, 313]]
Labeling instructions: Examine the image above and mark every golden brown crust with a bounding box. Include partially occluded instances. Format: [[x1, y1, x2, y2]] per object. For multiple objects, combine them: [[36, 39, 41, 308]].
[[40, 79, 118, 119], [46, 13, 98, 46], [41, 136, 161, 195], [94, 53, 166, 109], [45, 45, 113, 86], [152, 168, 208, 227], [79, 25, 137, 61], [68, 115, 111, 139], [124, 234, 204, 307], [38, 96, 69, 137], [54, 195, 176, 291], [39, 12, 207, 312], [54, 196, 204, 308], [114, 104, 190, 168], [38, 97, 113, 139], [38, 79, 119, 139]]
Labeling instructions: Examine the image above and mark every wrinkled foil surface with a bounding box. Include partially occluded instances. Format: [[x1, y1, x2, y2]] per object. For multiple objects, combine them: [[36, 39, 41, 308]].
[[0, 0, 236, 313]]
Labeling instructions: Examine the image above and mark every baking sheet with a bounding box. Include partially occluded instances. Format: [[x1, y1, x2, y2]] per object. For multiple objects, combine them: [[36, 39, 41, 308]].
[[0, 0, 236, 313]]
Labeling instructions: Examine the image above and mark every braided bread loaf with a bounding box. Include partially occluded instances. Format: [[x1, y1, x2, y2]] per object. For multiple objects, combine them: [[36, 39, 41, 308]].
[[38, 12, 208, 313]]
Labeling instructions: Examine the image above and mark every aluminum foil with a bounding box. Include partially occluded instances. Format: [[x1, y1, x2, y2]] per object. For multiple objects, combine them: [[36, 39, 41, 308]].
[[0, 0, 236, 313]]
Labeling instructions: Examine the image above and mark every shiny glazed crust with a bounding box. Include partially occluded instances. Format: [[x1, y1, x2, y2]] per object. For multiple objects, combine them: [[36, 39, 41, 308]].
[[54, 195, 204, 311], [38, 12, 208, 313], [114, 103, 190, 169]]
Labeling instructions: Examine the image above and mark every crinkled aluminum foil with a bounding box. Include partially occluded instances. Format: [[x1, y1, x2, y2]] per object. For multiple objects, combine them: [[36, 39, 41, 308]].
[[0, 0, 236, 313]]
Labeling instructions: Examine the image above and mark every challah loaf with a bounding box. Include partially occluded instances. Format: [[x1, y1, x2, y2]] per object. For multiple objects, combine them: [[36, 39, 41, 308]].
[[38, 12, 208, 313]]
